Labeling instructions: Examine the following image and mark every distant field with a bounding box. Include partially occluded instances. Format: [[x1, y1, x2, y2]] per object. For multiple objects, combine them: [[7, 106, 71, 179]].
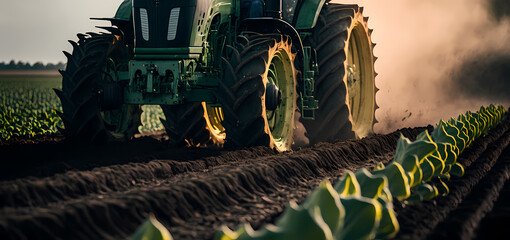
[[0, 73, 164, 140], [0, 75, 62, 140], [0, 70, 60, 77]]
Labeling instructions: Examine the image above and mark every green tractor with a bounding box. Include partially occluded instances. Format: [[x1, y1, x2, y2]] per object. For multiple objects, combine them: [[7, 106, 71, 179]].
[[55, 0, 377, 152]]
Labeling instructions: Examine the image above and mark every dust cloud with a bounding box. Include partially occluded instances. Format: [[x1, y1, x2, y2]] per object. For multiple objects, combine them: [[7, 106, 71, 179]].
[[338, 0, 510, 133]]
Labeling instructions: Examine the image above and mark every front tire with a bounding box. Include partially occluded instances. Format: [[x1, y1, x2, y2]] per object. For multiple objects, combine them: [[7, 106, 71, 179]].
[[217, 34, 297, 152], [302, 3, 377, 144], [55, 31, 141, 144]]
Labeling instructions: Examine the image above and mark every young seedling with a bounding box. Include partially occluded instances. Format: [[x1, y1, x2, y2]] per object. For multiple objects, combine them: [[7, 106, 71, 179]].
[[372, 162, 411, 200], [303, 181, 345, 235], [132, 215, 173, 240], [338, 197, 382, 240]]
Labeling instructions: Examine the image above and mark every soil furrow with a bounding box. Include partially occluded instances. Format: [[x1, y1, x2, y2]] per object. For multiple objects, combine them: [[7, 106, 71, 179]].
[[475, 159, 510, 240], [394, 118, 510, 240], [0, 147, 274, 209], [457, 115, 510, 168], [427, 147, 510, 240], [167, 151, 397, 240], [0, 128, 423, 240], [0, 128, 422, 210], [0, 133, 224, 181]]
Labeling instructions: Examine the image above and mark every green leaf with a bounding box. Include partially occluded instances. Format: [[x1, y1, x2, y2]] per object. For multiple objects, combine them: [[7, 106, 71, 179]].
[[354, 168, 388, 199], [440, 171, 451, 181], [408, 183, 439, 203], [394, 154, 422, 188], [473, 112, 488, 134], [376, 206, 399, 239], [229, 204, 334, 240], [215, 225, 245, 240], [393, 133, 437, 165], [411, 160, 423, 188], [372, 162, 411, 200], [132, 215, 173, 240], [378, 187, 393, 203], [303, 181, 345, 234], [416, 130, 435, 144], [427, 155, 445, 178], [444, 121, 466, 154], [443, 143, 458, 167], [420, 157, 435, 182], [375, 188, 399, 239], [270, 202, 333, 240], [450, 163, 465, 177], [458, 114, 473, 132], [397, 153, 418, 176], [431, 121, 457, 147], [334, 171, 361, 197], [338, 196, 382, 240], [481, 106, 495, 127], [433, 143, 446, 161], [451, 120, 470, 150], [417, 183, 439, 201], [436, 178, 450, 196]]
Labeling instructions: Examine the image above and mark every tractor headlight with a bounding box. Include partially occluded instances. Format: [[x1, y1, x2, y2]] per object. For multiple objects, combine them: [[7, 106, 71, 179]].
[[167, 8, 180, 41], [140, 8, 149, 41]]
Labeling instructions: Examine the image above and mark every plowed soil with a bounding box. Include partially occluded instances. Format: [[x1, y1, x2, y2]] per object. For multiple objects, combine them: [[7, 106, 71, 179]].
[[0, 113, 509, 240]]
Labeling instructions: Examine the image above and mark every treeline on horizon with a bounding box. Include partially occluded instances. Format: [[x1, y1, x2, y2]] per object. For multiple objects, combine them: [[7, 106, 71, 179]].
[[0, 60, 65, 71]]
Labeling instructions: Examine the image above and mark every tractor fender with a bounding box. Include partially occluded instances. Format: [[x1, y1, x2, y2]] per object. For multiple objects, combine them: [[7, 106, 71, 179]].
[[114, 0, 132, 21], [240, 18, 305, 73], [88, 0, 133, 44], [294, 0, 327, 29]]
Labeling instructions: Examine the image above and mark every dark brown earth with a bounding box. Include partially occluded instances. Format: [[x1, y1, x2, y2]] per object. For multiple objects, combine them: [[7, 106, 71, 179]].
[[394, 113, 510, 240], [0, 113, 509, 240]]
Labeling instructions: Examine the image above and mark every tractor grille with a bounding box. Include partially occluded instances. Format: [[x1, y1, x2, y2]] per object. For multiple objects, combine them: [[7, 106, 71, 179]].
[[139, 8, 150, 41], [167, 8, 180, 41], [133, 0, 197, 48]]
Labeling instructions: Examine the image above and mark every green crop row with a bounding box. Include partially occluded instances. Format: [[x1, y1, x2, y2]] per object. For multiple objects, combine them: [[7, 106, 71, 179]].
[[0, 75, 165, 140], [395, 104, 507, 202], [0, 82, 63, 140], [131, 105, 506, 240]]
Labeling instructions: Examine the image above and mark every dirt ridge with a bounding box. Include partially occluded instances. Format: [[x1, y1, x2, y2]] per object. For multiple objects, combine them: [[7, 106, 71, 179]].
[[0, 147, 274, 208], [0, 128, 423, 240], [428, 147, 510, 240]]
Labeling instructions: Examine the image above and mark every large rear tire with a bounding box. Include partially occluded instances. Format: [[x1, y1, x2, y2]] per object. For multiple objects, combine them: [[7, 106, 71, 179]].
[[217, 34, 297, 152], [55, 31, 141, 144], [302, 3, 377, 144]]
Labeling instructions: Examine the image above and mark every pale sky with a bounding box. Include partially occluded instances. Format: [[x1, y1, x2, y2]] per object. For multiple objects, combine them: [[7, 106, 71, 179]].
[[0, 1, 122, 64]]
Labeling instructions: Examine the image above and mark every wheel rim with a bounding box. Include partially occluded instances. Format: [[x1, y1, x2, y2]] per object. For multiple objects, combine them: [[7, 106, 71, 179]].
[[265, 48, 295, 150], [346, 23, 375, 138], [203, 102, 226, 142]]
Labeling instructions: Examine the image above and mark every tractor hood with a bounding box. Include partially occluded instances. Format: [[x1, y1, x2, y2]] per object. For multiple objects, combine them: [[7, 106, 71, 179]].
[[133, 0, 197, 48]]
